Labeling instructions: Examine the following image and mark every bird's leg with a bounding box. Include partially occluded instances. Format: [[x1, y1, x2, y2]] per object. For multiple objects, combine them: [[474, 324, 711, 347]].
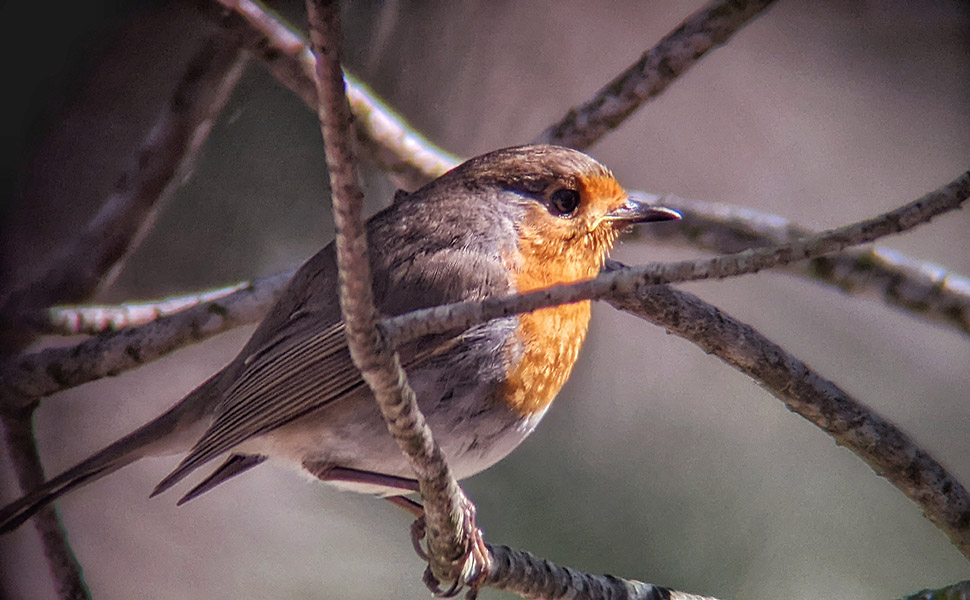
[[304, 463, 420, 492], [303, 461, 489, 599]]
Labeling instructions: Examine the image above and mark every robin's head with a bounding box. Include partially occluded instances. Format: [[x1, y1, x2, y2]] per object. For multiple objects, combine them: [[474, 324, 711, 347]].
[[445, 145, 680, 290]]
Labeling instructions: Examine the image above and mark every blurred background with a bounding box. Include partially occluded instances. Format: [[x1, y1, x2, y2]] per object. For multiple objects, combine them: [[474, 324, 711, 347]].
[[2, 1, 969, 598]]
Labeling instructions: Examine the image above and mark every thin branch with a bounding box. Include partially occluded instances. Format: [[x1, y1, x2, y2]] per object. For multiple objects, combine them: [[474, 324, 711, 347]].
[[0, 271, 292, 408], [381, 170, 970, 345], [304, 0, 483, 589], [485, 543, 719, 600], [633, 193, 970, 336], [606, 282, 970, 558], [1, 410, 89, 600], [34, 283, 252, 336], [533, 0, 777, 150], [203, 0, 458, 189], [0, 34, 248, 344]]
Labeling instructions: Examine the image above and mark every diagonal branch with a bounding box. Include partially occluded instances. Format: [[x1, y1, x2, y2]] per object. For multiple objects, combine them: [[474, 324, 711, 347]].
[[534, 0, 777, 150], [606, 281, 970, 559], [634, 192, 970, 336], [0, 411, 88, 600], [304, 0, 484, 590]]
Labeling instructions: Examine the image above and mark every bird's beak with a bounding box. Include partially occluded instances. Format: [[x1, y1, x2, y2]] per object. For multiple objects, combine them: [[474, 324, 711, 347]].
[[604, 196, 682, 225]]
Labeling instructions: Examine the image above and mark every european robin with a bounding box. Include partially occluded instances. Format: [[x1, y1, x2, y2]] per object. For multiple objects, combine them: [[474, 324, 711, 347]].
[[0, 144, 680, 532]]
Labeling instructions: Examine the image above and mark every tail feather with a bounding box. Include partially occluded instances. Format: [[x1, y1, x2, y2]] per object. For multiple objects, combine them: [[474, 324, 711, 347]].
[[0, 373, 220, 534], [176, 454, 266, 506]]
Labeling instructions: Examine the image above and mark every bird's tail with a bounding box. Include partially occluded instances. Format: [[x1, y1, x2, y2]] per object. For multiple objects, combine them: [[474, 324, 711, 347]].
[[0, 373, 220, 534]]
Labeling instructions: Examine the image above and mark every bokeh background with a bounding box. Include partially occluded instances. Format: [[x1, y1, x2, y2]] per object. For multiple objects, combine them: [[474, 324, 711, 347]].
[[2, 1, 969, 598]]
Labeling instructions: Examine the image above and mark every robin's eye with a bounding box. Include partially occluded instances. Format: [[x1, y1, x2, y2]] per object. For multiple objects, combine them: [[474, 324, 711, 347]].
[[549, 188, 580, 217]]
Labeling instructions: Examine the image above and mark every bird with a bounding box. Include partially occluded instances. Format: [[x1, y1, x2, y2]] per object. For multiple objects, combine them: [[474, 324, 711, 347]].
[[0, 144, 680, 533]]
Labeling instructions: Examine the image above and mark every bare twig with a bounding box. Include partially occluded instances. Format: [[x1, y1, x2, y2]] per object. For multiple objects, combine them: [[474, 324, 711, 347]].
[[633, 193, 970, 336], [534, 0, 777, 150], [204, 0, 458, 189], [304, 0, 483, 589], [381, 171, 970, 344], [607, 282, 970, 558], [1, 411, 89, 600], [0, 271, 292, 407], [0, 34, 248, 345]]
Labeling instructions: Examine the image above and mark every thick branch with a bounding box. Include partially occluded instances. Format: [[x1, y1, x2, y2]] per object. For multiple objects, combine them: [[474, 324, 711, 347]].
[[304, 0, 479, 587], [606, 282, 970, 558], [534, 0, 777, 150]]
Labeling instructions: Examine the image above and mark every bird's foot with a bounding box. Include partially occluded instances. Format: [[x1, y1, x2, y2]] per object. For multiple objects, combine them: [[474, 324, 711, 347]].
[[410, 496, 491, 600]]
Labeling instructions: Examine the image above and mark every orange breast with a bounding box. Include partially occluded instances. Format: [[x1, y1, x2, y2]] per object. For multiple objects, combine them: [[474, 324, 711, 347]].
[[499, 300, 590, 416], [497, 214, 603, 417]]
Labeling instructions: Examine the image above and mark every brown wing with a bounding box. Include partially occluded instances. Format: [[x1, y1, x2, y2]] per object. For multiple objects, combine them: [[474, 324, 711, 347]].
[[153, 313, 452, 496]]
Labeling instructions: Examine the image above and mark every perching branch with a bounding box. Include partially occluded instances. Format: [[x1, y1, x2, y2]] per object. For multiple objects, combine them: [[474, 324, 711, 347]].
[[484, 543, 719, 600], [304, 0, 487, 592], [533, 0, 778, 150]]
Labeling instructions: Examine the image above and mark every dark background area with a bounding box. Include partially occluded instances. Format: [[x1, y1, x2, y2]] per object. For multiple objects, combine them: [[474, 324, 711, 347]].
[[2, 1, 969, 598]]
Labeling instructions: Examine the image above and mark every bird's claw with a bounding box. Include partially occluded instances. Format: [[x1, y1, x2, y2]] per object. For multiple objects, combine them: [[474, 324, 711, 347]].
[[410, 499, 491, 600]]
